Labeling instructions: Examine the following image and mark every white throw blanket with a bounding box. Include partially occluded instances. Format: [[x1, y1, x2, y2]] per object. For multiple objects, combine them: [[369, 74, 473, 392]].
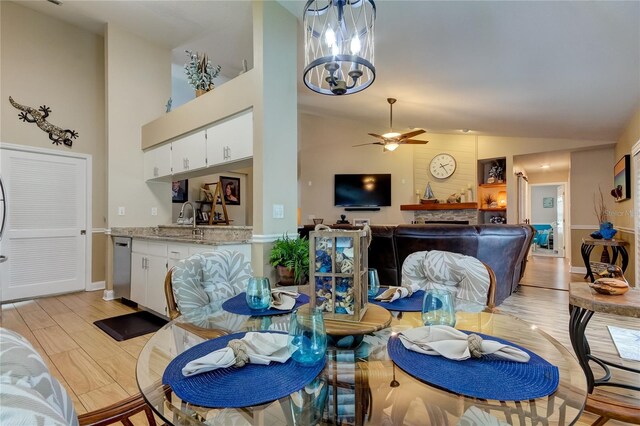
[[374, 283, 420, 303], [270, 289, 300, 310], [399, 325, 530, 362], [182, 332, 291, 377]]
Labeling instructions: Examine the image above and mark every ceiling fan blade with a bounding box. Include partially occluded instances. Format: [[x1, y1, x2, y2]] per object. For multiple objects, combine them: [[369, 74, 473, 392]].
[[403, 139, 429, 144], [353, 142, 384, 147], [398, 129, 426, 139], [368, 133, 386, 140]]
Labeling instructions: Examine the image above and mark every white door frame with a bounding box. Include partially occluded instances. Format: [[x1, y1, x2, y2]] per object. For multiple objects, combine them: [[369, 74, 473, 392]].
[[0, 142, 92, 292], [632, 139, 640, 287], [528, 182, 568, 258]]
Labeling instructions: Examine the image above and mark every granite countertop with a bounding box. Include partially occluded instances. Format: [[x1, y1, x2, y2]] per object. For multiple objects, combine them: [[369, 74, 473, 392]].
[[110, 225, 252, 245]]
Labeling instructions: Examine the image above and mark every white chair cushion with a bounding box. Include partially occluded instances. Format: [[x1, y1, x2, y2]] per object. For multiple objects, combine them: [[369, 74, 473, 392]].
[[401, 250, 490, 312]]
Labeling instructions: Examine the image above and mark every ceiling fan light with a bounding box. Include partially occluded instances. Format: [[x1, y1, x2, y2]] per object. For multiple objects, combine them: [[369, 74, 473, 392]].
[[382, 132, 401, 139], [385, 143, 399, 151], [303, 0, 376, 96]]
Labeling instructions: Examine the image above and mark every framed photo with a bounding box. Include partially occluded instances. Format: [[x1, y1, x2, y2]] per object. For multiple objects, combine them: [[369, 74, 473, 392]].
[[220, 176, 240, 205], [542, 197, 554, 208], [172, 180, 188, 203], [613, 154, 630, 202], [202, 211, 209, 221], [353, 218, 370, 226]]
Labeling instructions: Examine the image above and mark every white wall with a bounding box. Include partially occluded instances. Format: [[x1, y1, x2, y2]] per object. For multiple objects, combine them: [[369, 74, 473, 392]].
[[530, 185, 558, 224], [105, 24, 172, 227], [299, 112, 415, 226]]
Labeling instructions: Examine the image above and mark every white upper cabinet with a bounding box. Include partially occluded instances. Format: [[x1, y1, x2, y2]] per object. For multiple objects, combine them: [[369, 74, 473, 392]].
[[206, 110, 253, 166], [143, 143, 171, 181], [171, 130, 207, 174]]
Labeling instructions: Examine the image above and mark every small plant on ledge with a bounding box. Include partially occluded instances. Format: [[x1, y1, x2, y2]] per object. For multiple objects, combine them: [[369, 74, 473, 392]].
[[269, 234, 310, 285], [184, 50, 221, 96]]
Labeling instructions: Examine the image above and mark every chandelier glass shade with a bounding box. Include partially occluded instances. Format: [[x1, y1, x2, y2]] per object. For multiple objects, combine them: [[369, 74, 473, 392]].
[[303, 0, 376, 95]]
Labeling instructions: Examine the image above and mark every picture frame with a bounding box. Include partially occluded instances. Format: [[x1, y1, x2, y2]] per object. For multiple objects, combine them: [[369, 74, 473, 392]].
[[202, 211, 209, 221], [613, 154, 630, 202], [542, 197, 554, 208], [353, 218, 370, 226], [172, 180, 188, 203], [220, 176, 240, 205]]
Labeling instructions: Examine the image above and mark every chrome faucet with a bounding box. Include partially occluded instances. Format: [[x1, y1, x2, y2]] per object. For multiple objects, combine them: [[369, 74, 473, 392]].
[[179, 201, 203, 238]]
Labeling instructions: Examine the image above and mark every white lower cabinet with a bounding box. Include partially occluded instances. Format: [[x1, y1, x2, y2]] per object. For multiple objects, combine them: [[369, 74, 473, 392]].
[[130, 241, 168, 317], [132, 239, 251, 317]]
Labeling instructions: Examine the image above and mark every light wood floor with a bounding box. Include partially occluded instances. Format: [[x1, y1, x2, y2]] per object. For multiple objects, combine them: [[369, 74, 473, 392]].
[[1, 256, 638, 425]]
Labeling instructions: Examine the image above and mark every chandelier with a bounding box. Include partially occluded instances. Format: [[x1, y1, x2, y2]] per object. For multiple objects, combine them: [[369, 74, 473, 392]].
[[303, 0, 376, 96]]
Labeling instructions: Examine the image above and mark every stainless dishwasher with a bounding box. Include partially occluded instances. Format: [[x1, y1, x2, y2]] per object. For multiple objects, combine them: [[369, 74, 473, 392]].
[[113, 236, 132, 303]]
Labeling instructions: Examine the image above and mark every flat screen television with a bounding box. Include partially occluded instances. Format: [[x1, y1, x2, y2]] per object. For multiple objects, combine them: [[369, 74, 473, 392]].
[[334, 174, 392, 207]]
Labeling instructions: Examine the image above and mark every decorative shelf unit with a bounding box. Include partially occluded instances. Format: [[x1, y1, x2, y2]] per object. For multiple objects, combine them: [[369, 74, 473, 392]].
[[477, 158, 507, 224]]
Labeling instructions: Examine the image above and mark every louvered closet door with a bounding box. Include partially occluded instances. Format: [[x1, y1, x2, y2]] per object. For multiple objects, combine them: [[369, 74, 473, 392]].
[[0, 149, 86, 301]]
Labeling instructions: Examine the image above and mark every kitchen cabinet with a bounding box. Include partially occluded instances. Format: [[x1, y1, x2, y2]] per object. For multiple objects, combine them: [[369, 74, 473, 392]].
[[206, 110, 253, 166], [171, 130, 207, 174], [143, 142, 171, 181], [131, 240, 168, 316]]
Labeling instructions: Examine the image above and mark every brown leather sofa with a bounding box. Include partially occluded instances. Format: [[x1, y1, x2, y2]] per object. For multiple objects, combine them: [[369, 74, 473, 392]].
[[300, 224, 534, 305]]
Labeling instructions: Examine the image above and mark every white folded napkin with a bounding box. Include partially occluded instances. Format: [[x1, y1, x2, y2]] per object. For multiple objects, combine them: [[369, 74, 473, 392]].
[[374, 283, 420, 303], [270, 289, 300, 311], [182, 332, 291, 377], [399, 325, 530, 363]]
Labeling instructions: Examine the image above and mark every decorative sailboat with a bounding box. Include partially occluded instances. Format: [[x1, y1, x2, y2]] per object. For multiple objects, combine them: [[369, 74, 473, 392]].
[[421, 182, 438, 204]]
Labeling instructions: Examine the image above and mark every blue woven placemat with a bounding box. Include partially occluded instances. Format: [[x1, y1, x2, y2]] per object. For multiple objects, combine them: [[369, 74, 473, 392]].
[[162, 331, 325, 408], [368, 289, 434, 312], [387, 331, 559, 401], [222, 292, 310, 316]]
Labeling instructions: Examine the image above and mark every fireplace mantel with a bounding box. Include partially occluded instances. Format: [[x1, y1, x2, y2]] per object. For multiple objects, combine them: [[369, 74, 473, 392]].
[[400, 202, 478, 211]]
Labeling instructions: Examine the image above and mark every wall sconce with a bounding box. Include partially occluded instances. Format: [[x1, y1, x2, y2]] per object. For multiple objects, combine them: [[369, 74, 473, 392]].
[[497, 191, 507, 207]]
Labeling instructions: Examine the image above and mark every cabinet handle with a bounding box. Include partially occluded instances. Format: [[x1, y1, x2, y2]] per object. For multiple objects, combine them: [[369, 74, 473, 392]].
[[154, 166, 159, 177], [141, 257, 145, 269], [186, 158, 190, 169], [227, 146, 231, 159]]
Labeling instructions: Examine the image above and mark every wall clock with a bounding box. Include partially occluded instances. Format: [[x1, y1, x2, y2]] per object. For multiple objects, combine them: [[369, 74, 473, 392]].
[[429, 153, 457, 179]]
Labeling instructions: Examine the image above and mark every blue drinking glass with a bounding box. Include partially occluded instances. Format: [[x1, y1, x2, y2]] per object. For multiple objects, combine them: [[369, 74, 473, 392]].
[[367, 268, 380, 298], [289, 377, 328, 426], [246, 276, 271, 311], [422, 288, 456, 327], [288, 308, 327, 366]]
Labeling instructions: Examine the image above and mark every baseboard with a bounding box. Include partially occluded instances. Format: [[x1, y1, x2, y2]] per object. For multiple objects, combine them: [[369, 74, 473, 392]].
[[102, 289, 115, 301], [570, 266, 587, 275], [86, 280, 105, 292]]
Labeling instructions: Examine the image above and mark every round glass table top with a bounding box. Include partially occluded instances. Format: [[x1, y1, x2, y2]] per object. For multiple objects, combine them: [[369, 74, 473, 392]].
[[136, 305, 587, 425]]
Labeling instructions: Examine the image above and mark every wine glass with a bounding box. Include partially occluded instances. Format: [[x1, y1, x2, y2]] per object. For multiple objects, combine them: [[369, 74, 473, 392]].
[[288, 308, 327, 366], [422, 288, 456, 327], [246, 276, 271, 311], [368, 268, 380, 298]]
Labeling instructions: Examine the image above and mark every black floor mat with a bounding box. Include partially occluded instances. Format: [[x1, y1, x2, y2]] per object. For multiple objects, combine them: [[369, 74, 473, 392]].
[[94, 311, 168, 341]]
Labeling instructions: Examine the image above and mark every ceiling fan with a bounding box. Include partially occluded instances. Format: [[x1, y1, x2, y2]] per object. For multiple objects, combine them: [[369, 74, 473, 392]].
[[353, 98, 428, 151]]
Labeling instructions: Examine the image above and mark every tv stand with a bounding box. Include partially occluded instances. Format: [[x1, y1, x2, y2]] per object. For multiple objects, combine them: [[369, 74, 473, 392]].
[[344, 207, 381, 211]]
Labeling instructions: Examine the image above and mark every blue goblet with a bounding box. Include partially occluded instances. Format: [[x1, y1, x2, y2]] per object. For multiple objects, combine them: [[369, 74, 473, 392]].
[[288, 308, 327, 366], [246, 276, 271, 311]]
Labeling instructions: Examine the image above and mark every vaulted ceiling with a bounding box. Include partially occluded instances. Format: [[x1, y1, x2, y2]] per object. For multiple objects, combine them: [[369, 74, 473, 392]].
[[14, 0, 640, 142]]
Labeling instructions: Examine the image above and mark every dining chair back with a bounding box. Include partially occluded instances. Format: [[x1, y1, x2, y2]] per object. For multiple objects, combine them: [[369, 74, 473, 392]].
[[166, 250, 252, 318], [401, 250, 496, 311], [0, 328, 156, 426]]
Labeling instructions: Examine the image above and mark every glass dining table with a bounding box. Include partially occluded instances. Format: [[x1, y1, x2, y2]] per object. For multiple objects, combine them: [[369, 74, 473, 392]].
[[136, 297, 587, 426]]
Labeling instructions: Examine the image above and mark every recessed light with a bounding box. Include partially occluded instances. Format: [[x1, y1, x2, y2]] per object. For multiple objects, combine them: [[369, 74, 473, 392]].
[[540, 164, 550, 169], [47, 0, 63, 5], [461, 129, 470, 133]]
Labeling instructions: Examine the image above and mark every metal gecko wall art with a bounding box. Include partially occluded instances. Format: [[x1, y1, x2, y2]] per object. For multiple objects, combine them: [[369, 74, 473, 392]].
[[9, 96, 78, 147]]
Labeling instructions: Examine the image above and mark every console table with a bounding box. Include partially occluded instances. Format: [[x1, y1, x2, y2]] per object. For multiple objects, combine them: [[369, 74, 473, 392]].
[[580, 238, 629, 282]]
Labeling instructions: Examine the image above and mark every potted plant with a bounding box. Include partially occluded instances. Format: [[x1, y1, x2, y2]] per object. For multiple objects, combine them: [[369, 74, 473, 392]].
[[269, 234, 310, 285], [184, 50, 221, 97]]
